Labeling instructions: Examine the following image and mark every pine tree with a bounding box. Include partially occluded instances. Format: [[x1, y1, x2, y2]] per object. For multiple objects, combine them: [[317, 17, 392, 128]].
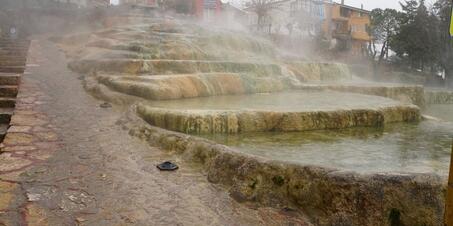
[[433, 0, 453, 86], [369, 8, 400, 62], [390, 0, 440, 72]]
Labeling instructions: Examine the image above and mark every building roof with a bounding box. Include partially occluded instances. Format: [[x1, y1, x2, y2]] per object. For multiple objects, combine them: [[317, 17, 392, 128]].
[[332, 2, 370, 14]]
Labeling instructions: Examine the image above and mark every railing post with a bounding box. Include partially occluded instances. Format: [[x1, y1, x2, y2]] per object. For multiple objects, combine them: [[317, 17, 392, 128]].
[[446, 140, 453, 226]]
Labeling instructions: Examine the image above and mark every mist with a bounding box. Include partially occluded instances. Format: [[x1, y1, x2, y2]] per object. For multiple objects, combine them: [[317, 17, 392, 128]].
[[0, 1, 452, 225]]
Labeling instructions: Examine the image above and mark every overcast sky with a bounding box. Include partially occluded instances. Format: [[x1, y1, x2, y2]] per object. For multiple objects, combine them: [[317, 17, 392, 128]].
[[229, 0, 436, 11]]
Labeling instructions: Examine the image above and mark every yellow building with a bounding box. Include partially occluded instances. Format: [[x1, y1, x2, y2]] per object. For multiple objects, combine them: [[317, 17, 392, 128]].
[[323, 1, 371, 55]]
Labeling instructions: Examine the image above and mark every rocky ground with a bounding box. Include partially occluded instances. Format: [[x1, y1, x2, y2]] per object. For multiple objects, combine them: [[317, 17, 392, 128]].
[[0, 38, 311, 225]]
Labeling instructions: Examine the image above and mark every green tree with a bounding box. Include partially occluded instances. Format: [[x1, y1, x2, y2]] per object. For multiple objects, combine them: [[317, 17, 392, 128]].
[[369, 8, 400, 63], [390, 0, 440, 71], [367, 8, 402, 80], [433, 0, 453, 86]]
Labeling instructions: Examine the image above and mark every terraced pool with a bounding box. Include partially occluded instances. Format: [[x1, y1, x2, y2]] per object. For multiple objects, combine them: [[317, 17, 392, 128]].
[[200, 120, 453, 176]]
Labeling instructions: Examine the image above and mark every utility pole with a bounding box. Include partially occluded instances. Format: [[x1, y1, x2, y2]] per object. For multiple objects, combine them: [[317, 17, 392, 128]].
[[445, 4, 453, 225], [446, 139, 453, 225], [446, 5, 453, 225], [450, 1, 453, 37]]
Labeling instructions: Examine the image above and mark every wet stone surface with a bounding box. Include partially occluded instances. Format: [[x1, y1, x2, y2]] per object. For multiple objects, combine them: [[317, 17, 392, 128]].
[[0, 39, 312, 225]]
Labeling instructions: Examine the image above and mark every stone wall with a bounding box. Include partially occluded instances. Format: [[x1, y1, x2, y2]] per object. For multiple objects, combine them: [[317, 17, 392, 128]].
[[119, 109, 446, 226]]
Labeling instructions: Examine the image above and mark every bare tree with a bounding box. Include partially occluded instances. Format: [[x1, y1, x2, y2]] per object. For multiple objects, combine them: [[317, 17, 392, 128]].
[[246, 0, 280, 32]]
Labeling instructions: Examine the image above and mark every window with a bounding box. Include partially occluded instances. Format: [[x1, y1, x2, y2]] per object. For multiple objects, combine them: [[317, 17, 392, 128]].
[[296, 0, 302, 10], [290, 2, 297, 17], [351, 24, 366, 32], [301, 0, 309, 11], [312, 3, 324, 18], [340, 7, 349, 17]]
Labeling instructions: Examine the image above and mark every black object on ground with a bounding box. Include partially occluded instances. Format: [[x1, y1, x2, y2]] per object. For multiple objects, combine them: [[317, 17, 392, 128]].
[[100, 102, 112, 108], [157, 161, 179, 171]]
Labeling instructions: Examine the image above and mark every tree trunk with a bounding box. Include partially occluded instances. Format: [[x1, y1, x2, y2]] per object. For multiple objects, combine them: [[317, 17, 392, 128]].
[[446, 67, 453, 88], [378, 41, 387, 64], [385, 44, 389, 59]]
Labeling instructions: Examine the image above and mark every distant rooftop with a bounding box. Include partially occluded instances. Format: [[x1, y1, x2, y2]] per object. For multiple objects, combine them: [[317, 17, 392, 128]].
[[332, 2, 370, 13]]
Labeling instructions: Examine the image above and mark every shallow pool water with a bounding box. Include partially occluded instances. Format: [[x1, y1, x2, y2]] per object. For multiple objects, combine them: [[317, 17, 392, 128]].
[[199, 120, 453, 176], [146, 91, 407, 112], [423, 104, 453, 122]]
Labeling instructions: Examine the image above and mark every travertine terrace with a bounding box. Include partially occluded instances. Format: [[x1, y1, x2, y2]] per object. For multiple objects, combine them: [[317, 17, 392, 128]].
[[59, 17, 451, 226]]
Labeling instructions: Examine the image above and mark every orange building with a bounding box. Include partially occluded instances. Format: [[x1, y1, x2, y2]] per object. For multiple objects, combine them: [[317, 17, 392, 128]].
[[323, 1, 371, 55]]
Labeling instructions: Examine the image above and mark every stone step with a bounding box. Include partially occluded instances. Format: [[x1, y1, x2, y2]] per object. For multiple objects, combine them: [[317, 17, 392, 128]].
[[0, 54, 25, 60], [0, 39, 29, 42], [0, 38, 29, 42], [0, 51, 29, 55], [0, 46, 28, 49], [0, 97, 16, 108], [0, 46, 27, 49], [0, 41, 30, 46], [0, 48, 28, 51], [0, 50, 26, 54], [0, 73, 20, 86], [0, 56, 26, 60], [0, 66, 25, 73], [0, 41, 30, 44], [0, 42, 29, 45], [0, 46, 29, 49], [0, 54, 27, 58], [0, 56, 27, 65], [0, 123, 9, 142], [0, 52, 29, 57], [0, 108, 14, 124], [0, 59, 26, 63], [0, 85, 18, 97], [0, 45, 29, 49], [0, 47, 29, 50], [0, 61, 26, 67]]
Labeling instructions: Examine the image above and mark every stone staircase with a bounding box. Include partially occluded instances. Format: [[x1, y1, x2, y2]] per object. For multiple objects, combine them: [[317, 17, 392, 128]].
[[0, 38, 30, 141]]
